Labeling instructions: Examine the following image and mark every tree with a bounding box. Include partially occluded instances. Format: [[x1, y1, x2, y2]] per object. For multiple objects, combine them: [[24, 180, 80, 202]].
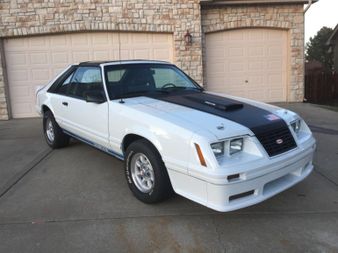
[[306, 26, 334, 70]]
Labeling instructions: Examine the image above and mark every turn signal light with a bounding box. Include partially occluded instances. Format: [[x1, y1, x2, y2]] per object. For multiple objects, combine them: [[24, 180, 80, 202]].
[[195, 143, 207, 167]]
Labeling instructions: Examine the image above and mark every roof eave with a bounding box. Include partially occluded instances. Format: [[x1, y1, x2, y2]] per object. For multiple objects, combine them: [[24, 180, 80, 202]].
[[200, 0, 318, 6], [326, 24, 338, 46]]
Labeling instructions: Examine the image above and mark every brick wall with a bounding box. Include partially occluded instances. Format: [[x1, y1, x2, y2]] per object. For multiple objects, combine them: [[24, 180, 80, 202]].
[[0, 0, 203, 119], [201, 4, 305, 102]]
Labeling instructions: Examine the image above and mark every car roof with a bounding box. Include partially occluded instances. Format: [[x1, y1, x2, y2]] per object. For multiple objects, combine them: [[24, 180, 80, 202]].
[[78, 59, 172, 67]]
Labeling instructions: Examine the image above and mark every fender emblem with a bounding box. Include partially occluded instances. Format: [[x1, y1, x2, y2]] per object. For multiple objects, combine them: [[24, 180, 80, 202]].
[[276, 139, 283, 145]]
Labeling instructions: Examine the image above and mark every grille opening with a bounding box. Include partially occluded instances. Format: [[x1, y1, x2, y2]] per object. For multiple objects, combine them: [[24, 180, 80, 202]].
[[227, 174, 240, 182], [229, 190, 255, 202], [255, 127, 297, 157]]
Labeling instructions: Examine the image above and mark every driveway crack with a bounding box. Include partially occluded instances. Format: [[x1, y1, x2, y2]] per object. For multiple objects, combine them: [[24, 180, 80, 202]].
[[1, 210, 338, 227], [314, 167, 338, 188], [309, 125, 338, 136], [0, 148, 53, 199]]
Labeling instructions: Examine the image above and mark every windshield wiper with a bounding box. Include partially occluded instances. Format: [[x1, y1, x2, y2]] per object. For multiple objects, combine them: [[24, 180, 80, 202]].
[[115, 86, 202, 100], [161, 86, 202, 92], [117, 89, 169, 99]]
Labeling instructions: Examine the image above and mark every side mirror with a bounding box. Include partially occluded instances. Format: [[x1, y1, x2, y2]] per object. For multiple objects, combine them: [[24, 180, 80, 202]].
[[84, 90, 106, 104]]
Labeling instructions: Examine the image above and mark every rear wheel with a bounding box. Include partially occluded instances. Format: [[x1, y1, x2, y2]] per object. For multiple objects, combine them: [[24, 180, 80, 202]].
[[43, 110, 70, 149], [125, 139, 173, 203]]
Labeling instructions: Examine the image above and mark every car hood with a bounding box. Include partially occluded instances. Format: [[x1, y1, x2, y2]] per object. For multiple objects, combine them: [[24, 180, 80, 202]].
[[141, 97, 248, 139], [122, 92, 297, 140]]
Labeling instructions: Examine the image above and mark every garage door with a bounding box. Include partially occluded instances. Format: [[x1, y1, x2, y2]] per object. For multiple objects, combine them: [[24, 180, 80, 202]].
[[4, 32, 174, 118], [205, 28, 288, 102]]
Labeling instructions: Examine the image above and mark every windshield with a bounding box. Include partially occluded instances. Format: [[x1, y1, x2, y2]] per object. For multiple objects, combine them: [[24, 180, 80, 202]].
[[104, 64, 202, 100]]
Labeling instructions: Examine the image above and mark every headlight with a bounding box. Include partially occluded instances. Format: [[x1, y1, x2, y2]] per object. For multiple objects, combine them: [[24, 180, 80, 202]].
[[211, 142, 225, 157], [211, 137, 244, 158], [230, 138, 243, 155], [291, 119, 301, 134]]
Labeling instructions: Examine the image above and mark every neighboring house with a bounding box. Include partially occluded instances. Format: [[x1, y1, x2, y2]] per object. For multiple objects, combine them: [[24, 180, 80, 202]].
[[0, 0, 314, 119], [327, 24, 338, 72]]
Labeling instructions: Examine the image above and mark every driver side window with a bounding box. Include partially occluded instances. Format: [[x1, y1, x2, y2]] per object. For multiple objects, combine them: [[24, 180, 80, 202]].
[[68, 67, 104, 100]]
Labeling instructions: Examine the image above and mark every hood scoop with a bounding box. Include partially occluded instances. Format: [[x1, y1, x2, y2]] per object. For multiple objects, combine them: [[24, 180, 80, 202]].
[[184, 94, 243, 112]]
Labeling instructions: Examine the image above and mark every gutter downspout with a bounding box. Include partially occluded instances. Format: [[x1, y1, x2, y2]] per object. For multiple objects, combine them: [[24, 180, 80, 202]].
[[304, 0, 313, 13], [302, 0, 312, 102]]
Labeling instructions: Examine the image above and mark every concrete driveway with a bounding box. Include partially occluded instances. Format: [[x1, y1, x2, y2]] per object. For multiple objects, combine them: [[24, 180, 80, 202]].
[[0, 103, 337, 253]]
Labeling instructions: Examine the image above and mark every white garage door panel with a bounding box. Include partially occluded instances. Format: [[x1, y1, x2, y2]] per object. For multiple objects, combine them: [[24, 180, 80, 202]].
[[206, 29, 288, 102], [5, 32, 173, 118]]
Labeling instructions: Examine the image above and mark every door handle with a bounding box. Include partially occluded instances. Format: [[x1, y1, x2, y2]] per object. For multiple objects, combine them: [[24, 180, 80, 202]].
[[62, 102, 68, 106]]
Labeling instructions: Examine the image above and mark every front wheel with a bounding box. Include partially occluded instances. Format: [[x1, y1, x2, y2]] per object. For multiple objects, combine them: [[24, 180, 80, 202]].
[[43, 111, 70, 149], [125, 139, 173, 203]]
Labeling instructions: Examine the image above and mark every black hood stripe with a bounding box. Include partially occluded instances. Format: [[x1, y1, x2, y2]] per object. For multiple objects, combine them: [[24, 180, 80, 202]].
[[147, 91, 287, 135], [147, 91, 297, 157]]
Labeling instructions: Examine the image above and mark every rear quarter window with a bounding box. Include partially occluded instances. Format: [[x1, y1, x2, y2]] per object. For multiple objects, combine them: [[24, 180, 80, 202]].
[[47, 66, 76, 94]]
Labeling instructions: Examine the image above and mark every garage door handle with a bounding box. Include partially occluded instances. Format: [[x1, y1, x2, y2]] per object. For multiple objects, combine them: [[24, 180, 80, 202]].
[[62, 102, 68, 106]]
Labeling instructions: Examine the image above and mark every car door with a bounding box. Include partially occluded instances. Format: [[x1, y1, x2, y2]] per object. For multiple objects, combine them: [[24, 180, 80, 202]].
[[48, 67, 76, 128], [60, 66, 109, 148]]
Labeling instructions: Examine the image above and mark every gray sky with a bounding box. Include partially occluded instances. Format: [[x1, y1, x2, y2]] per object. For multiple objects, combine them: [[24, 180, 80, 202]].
[[305, 0, 337, 43]]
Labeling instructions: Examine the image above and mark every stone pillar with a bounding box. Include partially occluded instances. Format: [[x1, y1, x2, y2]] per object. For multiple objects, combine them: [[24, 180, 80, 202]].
[[173, 1, 203, 85], [0, 40, 10, 120]]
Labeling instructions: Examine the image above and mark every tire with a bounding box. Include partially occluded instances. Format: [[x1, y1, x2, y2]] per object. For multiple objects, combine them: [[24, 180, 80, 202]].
[[125, 139, 173, 203], [43, 110, 70, 149]]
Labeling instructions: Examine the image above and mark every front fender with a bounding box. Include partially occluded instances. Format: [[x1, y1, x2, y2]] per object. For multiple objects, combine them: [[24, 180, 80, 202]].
[[123, 127, 164, 156], [123, 123, 194, 175]]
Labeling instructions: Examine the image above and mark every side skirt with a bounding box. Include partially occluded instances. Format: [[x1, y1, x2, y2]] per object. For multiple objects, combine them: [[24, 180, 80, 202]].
[[63, 129, 124, 161]]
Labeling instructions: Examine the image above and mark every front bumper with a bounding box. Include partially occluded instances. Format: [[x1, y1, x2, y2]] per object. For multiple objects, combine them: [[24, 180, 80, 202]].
[[168, 138, 316, 212], [206, 147, 314, 212]]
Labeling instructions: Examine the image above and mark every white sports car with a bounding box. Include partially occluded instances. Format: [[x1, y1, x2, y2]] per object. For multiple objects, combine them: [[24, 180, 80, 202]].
[[36, 60, 316, 212]]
